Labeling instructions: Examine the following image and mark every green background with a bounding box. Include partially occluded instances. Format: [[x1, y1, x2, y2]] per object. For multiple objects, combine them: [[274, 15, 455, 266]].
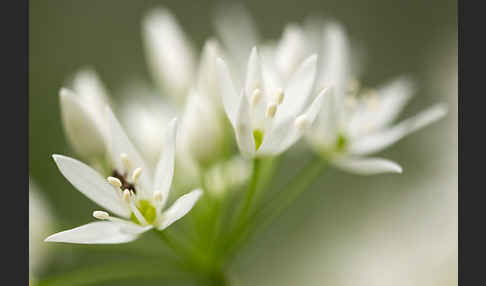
[[30, 0, 457, 285]]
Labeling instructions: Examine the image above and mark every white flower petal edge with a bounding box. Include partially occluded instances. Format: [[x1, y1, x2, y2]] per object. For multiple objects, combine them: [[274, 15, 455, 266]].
[[59, 88, 107, 160], [52, 154, 130, 217], [276, 54, 318, 122], [157, 189, 203, 230], [216, 57, 239, 126], [349, 104, 448, 156], [106, 106, 153, 197], [45, 221, 152, 244], [332, 156, 403, 175], [234, 92, 256, 157], [154, 118, 177, 207], [143, 8, 196, 100]]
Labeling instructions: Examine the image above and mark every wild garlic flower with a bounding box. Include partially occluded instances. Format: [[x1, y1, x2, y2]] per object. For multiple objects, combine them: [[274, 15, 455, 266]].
[[216, 47, 326, 157], [59, 68, 110, 162], [143, 8, 228, 167], [118, 81, 177, 166], [306, 25, 447, 175], [45, 108, 202, 244], [143, 8, 225, 108], [179, 90, 225, 166]]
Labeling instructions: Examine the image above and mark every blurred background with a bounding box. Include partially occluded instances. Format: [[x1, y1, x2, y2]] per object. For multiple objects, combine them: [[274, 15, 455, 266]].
[[29, 0, 457, 285]]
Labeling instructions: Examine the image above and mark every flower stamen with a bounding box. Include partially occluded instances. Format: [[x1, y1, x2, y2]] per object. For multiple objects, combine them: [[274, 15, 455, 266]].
[[274, 88, 284, 104], [93, 210, 110, 220], [250, 89, 262, 106], [107, 176, 122, 188], [266, 102, 278, 118], [131, 167, 143, 183]]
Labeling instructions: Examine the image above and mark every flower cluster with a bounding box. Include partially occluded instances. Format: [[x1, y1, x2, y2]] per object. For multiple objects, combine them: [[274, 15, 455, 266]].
[[45, 4, 446, 255]]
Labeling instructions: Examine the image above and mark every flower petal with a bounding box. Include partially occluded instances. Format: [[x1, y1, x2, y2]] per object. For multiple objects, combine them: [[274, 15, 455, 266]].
[[157, 189, 203, 230], [106, 107, 153, 195], [213, 3, 259, 74], [349, 104, 448, 155], [245, 47, 264, 95], [59, 88, 107, 159], [316, 22, 351, 98], [52, 154, 130, 217], [44, 221, 150, 244], [143, 8, 196, 100], [332, 156, 403, 175], [234, 93, 256, 157], [348, 76, 415, 136], [276, 54, 318, 122], [258, 88, 326, 156], [216, 58, 240, 126], [154, 118, 177, 207]]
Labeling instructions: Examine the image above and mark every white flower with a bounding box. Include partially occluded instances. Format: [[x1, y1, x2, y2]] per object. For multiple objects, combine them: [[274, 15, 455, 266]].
[[306, 24, 448, 175], [143, 8, 197, 103], [216, 47, 326, 157], [118, 81, 177, 166], [59, 68, 110, 161], [179, 90, 225, 166], [30, 179, 54, 278], [45, 108, 202, 244]]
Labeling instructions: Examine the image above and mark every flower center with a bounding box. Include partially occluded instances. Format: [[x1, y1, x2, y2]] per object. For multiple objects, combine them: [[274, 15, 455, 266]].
[[253, 129, 263, 150], [130, 200, 156, 225], [335, 134, 348, 152], [111, 170, 136, 193]]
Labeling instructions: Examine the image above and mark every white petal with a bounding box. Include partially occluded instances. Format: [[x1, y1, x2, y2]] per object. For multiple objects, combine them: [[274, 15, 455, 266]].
[[154, 118, 177, 207], [106, 107, 153, 195], [306, 87, 339, 149], [234, 93, 256, 157], [44, 221, 150, 244], [245, 47, 263, 95], [196, 39, 224, 105], [52, 155, 130, 217], [179, 92, 225, 164], [316, 22, 351, 98], [349, 104, 448, 155], [275, 24, 310, 80], [348, 76, 415, 136], [258, 89, 326, 156], [59, 88, 107, 159], [213, 3, 259, 74], [216, 58, 239, 126], [157, 189, 203, 230], [72, 68, 110, 113], [142, 8, 196, 100], [371, 76, 415, 128], [332, 156, 403, 175], [276, 54, 318, 122]]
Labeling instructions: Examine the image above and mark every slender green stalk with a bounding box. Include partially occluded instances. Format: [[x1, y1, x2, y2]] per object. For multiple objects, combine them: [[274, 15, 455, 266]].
[[256, 156, 326, 232], [223, 156, 326, 258], [238, 158, 262, 222]]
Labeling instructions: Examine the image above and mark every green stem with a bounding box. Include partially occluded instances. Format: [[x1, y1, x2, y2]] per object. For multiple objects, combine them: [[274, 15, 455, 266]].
[[239, 158, 262, 222], [256, 155, 326, 232]]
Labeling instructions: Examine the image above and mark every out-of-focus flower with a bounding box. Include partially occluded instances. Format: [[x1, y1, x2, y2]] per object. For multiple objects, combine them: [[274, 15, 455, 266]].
[[203, 155, 252, 197], [305, 25, 447, 175], [216, 47, 326, 157], [45, 109, 202, 244], [179, 91, 225, 166], [143, 8, 197, 104], [118, 81, 177, 166], [59, 69, 110, 162], [29, 179, 54, 281], [143, 8, 226, 109]]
